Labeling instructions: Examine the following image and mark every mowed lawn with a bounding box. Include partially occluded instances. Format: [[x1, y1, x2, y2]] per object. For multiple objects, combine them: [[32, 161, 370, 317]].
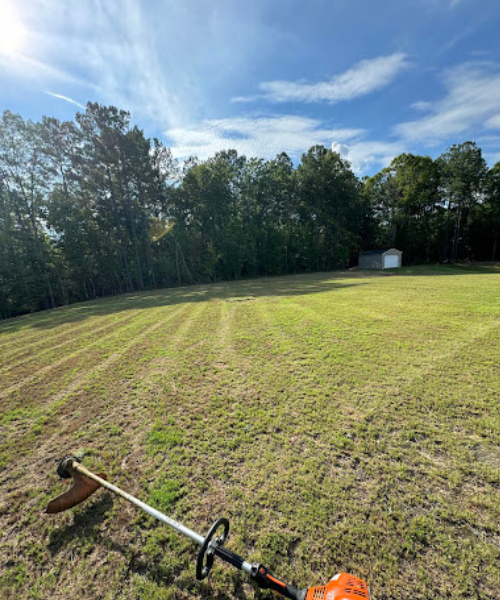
[[0, 266, 499, 600]]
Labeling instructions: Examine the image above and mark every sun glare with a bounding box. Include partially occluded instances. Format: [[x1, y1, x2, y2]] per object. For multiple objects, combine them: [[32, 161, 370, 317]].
[[0, 1, 26, 58]]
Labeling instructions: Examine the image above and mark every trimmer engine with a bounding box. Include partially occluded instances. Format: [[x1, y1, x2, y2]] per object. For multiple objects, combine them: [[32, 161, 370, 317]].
[[306, 573, 370, 600]]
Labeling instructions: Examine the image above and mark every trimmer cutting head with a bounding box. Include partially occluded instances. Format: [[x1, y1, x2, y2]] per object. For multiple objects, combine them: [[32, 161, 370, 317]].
[[46, 456, 107, 514], [46, 456, 370, 600]]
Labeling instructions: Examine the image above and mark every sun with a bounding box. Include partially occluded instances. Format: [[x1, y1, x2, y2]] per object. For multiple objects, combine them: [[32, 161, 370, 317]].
[[0, 1, 26, 58]]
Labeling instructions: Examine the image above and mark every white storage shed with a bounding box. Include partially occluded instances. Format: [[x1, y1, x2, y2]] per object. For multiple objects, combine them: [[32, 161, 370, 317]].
[[358, 248, 402, 270]]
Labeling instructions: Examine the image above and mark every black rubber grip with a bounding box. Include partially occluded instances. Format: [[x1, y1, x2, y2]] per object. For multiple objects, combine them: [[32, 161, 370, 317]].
[[251, 564, 307, 600], [214, 546, 245, 570]]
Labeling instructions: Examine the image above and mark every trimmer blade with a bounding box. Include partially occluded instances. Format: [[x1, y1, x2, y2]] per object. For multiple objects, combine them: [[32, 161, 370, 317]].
[[46, 471, 107, 514]]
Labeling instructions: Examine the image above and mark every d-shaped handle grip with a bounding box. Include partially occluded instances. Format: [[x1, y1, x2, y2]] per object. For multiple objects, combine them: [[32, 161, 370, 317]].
[[196, 517, 230, 580]]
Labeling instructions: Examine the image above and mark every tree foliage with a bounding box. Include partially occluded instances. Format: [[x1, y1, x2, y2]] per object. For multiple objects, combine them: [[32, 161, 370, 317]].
[[0, 105, 498, 319]]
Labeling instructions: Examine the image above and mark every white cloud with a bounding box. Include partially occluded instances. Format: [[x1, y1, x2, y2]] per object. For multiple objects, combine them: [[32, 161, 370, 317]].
[[394, 62, 500, 143], [411, 100, 432, 111], [0, 53, 92, 88], [166, 114, 404, 174], [232, 53, 409, 104], [332, 140, 406, 173], [485, 115, 500, 129], [469, 50, 493, 57], [4, 0, 208, 130], [231, 94, 261, 104], [45, 91, 85, 109], [13, 0, 304, 131], [166, 115, 364, 162], [68, 0, 192, 129]]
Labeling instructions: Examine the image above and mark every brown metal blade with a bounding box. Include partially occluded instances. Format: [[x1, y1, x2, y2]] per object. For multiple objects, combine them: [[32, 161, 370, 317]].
[[46, 471, 108, 514]]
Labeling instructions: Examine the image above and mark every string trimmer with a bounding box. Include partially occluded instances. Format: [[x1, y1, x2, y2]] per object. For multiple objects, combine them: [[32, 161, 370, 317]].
[[46, 455, 370, 600]]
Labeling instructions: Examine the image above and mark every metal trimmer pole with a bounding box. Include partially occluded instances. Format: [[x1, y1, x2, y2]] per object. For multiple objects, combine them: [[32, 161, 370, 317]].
[[47, 456, 370, 600], [61, 459, 254, 576], [46, 457, 315, 600], [75, 463, 205, 544]]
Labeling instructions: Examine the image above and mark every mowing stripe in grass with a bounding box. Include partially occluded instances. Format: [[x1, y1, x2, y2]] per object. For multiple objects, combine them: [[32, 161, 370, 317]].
[[0, 311, 146, 399], [32, 302, 212, 477], [0, 302, 209, 517], [0, 287, 184, 349], [0, 290, 188, 361], [0, 304, 117, 348], [0, 309, 143, 377], [1, 268, 499, 600], [0, 303, 193, 457], [44, 306, 191, 412], [0, 309, 137, 367], [0, 300, 190, 403]]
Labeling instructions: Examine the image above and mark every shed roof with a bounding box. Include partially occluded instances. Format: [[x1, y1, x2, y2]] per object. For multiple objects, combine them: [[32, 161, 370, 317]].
[[360, 248, 393, 256]]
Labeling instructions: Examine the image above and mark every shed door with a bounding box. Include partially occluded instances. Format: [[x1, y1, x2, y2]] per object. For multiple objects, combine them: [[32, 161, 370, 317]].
[[383, 255, 399, 269]]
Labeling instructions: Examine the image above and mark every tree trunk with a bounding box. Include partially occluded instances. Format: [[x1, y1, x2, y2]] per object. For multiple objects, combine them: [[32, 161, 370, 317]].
[[119, 149, 144, 290], [145, 234, 156, 288], [450, 202, 463, 264], [443, 198, 452, 262], [175, 240, 181, 285], [123, 183, 144, 290], [107, 167, 133, 292], [137, 183, 156, 288], [28, 209, 56, 309]]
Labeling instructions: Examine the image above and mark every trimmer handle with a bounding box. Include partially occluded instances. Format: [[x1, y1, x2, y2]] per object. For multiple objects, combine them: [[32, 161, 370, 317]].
[[46, 456, 369, 599], [250, 564, 307, 600], [196, 517, 230, 579]]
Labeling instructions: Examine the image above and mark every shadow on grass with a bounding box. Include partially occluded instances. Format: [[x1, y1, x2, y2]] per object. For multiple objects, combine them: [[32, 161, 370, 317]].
[[48, 493, 115, 555], [1, 273, 365, 333], [48, 493, 255, 600], [2, 263, 497, 333]]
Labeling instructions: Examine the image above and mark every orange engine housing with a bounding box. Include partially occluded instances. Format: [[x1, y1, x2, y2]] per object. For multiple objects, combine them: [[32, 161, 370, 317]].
[[306, 573, 370, 600]]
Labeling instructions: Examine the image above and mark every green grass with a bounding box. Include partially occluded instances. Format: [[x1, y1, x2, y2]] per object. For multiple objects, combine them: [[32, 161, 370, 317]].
[[146, 418, 184, 454], [149, 479, 183, 512], [0, 265, 499, 599]]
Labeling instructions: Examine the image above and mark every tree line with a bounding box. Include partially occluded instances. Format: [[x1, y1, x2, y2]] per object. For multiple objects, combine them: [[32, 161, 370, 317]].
[[0, 103, 499, 319]]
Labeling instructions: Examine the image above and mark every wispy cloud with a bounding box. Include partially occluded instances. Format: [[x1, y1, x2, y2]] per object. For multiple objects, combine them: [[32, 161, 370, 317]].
[[0, 53, 93, 88], [166, 115, 364, 162], [485, 115, 500, 129], [45, 91, 85, 109], [331, 140, 406, 174], [422, 0, 464, 8], [469, 50, 493, 57], [411, 100, 432, 111], [232, 53, 409, 104], [36, 0, 298, 131], [166, 114, 406, 174], [394, 62, 500, 143], [64, 0, 192, 129], [3, 0, 200, 130]]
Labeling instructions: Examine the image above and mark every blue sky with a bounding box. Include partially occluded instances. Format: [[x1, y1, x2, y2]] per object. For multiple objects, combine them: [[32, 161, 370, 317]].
[[1, 0, 500, 174]]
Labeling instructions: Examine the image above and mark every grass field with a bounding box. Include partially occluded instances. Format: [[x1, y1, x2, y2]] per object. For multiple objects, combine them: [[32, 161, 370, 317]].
[[0, 265, 499, 600]]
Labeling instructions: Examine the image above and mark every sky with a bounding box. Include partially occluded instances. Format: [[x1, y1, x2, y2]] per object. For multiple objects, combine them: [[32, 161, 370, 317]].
[[1, 0, 500, 174]]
